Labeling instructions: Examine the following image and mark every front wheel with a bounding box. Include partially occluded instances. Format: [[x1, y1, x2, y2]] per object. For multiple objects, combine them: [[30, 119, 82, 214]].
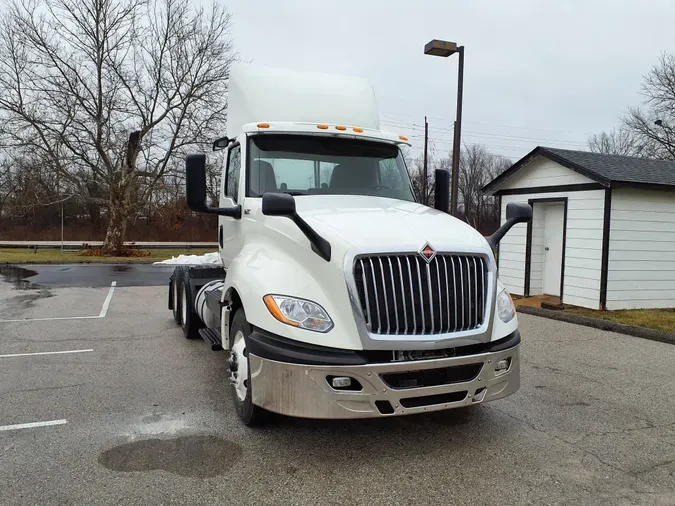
[[228, 308, 268, 426]]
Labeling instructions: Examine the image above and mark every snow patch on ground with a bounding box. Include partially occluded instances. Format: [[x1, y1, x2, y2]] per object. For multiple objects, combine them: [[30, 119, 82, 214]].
[[153, 252, 221, 265]]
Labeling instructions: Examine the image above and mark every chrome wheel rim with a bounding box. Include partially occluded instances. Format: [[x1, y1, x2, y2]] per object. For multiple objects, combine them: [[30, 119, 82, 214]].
[[229, 330, 248, 401], [181, 285, 187, 325]]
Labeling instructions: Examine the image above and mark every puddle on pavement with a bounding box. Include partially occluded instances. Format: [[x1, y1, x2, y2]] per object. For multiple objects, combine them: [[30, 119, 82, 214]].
[[98, 435, 242, 478], [110, 265, 132, 273], [0, 265, 41, 289]]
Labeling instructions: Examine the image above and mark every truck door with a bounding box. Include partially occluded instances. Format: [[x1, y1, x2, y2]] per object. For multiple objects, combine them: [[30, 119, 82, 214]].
[[219, 142, 243, 267]]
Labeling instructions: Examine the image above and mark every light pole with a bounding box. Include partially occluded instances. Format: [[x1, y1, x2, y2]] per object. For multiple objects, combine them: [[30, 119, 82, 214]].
[[424, 39, 464, 216]]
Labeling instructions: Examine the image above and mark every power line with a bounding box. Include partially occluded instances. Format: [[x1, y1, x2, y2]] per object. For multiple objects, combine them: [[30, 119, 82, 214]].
[[381, 110, 596, 137]]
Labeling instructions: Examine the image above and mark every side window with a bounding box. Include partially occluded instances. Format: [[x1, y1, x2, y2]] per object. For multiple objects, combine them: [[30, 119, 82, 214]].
[[226, 145, 241, 202], [379, 159, 403, 188]]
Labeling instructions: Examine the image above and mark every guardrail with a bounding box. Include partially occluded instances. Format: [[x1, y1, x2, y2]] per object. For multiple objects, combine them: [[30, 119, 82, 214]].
[[0, 242, 218, 251]]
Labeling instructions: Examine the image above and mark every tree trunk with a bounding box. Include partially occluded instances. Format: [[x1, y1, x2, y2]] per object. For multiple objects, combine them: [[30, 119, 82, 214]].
[[101, 191, 130, 255], [101, 131, 141, 256]]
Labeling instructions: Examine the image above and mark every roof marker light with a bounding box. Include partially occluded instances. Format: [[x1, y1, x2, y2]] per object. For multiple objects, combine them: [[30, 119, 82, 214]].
[[257, 123, 270, 128], [317, 124, 329, 130], [399, 135, 408, 141], [353, 127, 363, 133], [335, 125, 346, 131]]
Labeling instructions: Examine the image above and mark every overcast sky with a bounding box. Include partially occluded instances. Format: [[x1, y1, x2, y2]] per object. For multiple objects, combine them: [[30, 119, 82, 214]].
[[225, 0, 674, 161]]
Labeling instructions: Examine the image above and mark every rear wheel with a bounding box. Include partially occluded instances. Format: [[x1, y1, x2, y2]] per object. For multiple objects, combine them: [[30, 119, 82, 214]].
[[228, 308, 267, 426]]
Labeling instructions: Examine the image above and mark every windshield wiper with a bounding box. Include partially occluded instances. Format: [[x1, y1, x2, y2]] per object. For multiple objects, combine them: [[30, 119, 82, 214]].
[[281, 191, 306, 196]]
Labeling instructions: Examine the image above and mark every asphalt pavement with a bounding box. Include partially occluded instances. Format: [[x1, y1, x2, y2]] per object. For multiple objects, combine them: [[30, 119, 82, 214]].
[[0, 264, 176, 288], [0, 269, 674, 505]]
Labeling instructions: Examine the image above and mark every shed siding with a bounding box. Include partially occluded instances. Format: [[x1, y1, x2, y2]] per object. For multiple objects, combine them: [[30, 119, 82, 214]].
[[499, 189, 605, 309], [499, 157, 594, 190], [607, 189, 675, 309]]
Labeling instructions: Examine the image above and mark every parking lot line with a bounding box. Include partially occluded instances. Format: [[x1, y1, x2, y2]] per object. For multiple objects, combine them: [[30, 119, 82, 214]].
[[0, 281, 117, 323], [0, 349, 93, 359], [0, 419, 67, 432], [98, 281, 117, 317]]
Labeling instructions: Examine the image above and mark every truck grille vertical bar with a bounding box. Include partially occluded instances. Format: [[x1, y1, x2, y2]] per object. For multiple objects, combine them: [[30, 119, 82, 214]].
[[359, 259, 372, 328], [459, 256, 465, 330], [443, 256, 450, 333], [397, 257, 408, 334], [436, 258, 443, 333], [369, 258, 381, 332], [378, 257, 390, 334], [405, 256, 416, 334], [426, 263, 434, 334], [387, 257, 399, 334], [415, 258, 426, 333], [450, 257, 459, 332], [353, 253, 488, 335], [472, 257, 479, 326]]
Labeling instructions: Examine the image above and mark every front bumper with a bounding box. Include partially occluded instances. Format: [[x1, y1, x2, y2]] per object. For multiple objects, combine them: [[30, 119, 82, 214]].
[[249, 342, 520, 419]]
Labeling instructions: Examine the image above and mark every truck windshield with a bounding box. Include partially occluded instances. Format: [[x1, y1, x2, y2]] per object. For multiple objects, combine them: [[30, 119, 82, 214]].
[[247, 134, 416, 202]]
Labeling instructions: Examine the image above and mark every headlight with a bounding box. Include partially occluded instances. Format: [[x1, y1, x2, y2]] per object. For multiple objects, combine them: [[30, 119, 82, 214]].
[[497, 289, 516, 323], [263, 294, 334, 333]]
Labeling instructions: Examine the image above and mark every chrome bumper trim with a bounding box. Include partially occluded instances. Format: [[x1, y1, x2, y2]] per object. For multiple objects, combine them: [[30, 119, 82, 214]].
[[249, 344, 520, 419]]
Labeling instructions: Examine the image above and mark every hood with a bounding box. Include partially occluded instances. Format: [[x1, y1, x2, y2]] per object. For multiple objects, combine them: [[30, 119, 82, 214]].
[[294, 195, 491, 253]]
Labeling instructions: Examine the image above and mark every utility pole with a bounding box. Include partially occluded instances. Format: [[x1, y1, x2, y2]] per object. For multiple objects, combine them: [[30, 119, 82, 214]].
[[423, 116, 429, 205], [450, 46, 464, 216]]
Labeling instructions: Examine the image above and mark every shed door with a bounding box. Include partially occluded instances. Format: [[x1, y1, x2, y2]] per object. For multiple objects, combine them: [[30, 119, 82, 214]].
[[542, 203, 564, 296]]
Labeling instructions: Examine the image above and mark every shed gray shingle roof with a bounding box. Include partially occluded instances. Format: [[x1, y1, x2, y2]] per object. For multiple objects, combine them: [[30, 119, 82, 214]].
[[541, 147, 675, 186], [482, 146, 675, 194]]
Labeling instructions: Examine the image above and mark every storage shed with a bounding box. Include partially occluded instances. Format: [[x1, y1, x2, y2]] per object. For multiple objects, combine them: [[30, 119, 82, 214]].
[[482, 147, 675, 310]]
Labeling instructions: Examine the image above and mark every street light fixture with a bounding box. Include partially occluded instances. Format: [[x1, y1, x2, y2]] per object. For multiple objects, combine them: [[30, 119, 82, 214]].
[[424, 39, 464, 217]]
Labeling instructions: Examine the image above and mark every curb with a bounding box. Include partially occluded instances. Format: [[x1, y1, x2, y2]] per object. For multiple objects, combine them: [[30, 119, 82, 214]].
[[517, 305, 675, 346]]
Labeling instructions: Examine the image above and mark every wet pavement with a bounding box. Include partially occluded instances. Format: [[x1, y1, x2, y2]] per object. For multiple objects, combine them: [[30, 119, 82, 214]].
[[0, 264, 176, 288]]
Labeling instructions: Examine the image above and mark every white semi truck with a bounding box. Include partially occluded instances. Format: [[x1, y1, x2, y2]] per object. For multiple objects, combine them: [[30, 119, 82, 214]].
[[168, 63, 532, 425]]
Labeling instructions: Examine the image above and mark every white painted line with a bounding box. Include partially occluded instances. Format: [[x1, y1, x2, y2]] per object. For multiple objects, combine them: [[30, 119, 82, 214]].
[[0, 419, 67, 432], [0, 315, 100, 323], [0, 281, 117, 323], [98, 281, 117, 318], [0, 349, 93, 359]]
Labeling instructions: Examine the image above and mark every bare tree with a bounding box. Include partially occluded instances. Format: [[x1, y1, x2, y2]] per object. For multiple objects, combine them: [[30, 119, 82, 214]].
[[588, 128, 643, 156], [405, 149, 443, 206], [0, 0, 236, 254], [459, 144, 510, 233], [623, 52, 675, 160]]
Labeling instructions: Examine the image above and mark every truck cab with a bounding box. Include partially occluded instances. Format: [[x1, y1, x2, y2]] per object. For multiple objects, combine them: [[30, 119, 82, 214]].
[[169, 63, 531, 425]]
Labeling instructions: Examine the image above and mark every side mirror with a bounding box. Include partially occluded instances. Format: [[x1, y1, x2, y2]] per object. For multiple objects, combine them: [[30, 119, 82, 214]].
[[212, 136, 229, 151], [262, 192, 331, 262], [185, 153, 241, 218], [186, 154, 209, 212], [433, 169, 450, 213], [505, 202, 532, 222], [485, 202, 532, 251], [262, 192, 296, 216]]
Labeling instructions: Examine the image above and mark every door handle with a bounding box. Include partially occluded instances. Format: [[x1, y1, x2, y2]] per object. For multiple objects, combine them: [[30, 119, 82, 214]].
[[544, 246, 550, 251], [219, 225, 224, 248]]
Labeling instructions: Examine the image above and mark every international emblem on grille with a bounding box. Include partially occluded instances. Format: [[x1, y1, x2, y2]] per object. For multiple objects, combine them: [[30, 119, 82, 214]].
[[419, 242, 436, 263]]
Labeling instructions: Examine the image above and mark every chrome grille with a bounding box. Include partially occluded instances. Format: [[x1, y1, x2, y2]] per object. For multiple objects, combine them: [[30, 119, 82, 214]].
[[353, 254, 488, 335]]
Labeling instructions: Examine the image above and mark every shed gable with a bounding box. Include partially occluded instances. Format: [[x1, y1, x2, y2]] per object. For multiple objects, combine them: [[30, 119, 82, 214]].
[[499, 156, 594, 191]]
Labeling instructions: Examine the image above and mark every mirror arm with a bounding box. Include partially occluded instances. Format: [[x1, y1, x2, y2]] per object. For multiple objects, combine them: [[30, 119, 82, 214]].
[[192, 203, 242, 219], [290, 214, 331, 262], [205, 205, 242, 219], [485, 219, 519, 252]]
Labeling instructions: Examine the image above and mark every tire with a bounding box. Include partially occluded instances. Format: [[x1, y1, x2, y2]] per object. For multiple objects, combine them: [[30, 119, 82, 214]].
[[228, 308, 268, 426], [179, 271, 203, 340], [171, 267, 186, 325]]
